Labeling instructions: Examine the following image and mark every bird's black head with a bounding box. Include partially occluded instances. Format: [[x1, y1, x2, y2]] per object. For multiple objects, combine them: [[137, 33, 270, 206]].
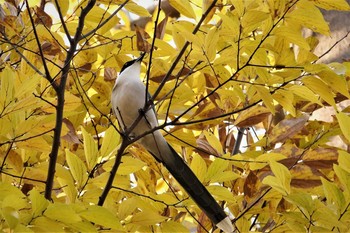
[[119, 52, 146, 74]]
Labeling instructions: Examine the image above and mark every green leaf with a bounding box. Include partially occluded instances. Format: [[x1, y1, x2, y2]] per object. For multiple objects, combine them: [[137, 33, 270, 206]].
[[82, 127, 98, 171], [79, 205, 123, 230], [65, 149, 88, 188]]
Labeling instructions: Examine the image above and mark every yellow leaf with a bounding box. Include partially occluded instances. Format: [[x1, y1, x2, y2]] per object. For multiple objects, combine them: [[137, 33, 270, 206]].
[[318, 70, 350, 98], [338, 150, 350, 174], [27, 0, 40, 7], [67, 221, 97, 233], [82, 127, 98, 171], [302, 76, 335, 107], [205, 27, 219, 61], [250, 153, 286, 170], [65, 149, 88, 188], [242, 10, 269, 33], [321, 177, 345, 210], [100, 124, 120, 159], [32, 216, 65, 232], [125, 2, 151, 17], [44, 203, 81, 224], [0, 66, 14, 110], [336, 112, 350, 143], [210, 170, 240, 183], [117, 156, 146, 175], [254, 86, 275, 114], [205, 157, 229, 182], [314, 0, 350, 10], [131, 210, 168, 225], [190, 153, 207, 182], [173, 21, 201, 46], [287, 0, 330, 35], [79, 205, 123, 230], [207, 185, 236, 202], [274, 26, 310, 50], [118, 197, 137, 220], [273, 89, 296, 117], [262, 160, 291, 195], [55, 164, 77, 203], [160, 221, 190, 232], [204, 131, 223, 155], [169, 0, 196, 19], [29, 189, 49, 218], [289, 85, 322, 105], [2, 206, 19, 229], [53, 0, 69, 16]]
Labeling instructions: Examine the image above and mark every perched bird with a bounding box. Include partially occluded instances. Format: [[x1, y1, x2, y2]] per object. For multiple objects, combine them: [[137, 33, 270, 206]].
[[111, 53, 234, 233]]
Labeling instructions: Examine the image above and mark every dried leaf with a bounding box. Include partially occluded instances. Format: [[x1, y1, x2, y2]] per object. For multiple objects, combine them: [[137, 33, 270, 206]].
[[269, 115, 309, 145], [234, 105, 271, 127]]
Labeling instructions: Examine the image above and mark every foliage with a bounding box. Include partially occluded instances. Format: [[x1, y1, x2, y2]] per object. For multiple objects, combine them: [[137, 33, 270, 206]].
[[1, 0, 350, 232]]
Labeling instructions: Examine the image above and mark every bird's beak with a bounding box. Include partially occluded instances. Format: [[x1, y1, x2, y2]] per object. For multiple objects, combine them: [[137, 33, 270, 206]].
[[136, 52, 146, 62]]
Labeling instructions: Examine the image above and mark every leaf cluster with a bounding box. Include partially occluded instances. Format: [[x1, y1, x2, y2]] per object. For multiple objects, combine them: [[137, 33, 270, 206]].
[[0, 0, 350, 232]]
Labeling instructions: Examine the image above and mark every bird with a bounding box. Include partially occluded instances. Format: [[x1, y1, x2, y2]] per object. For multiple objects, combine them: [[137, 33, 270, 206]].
[[111, 52, 234, 233]]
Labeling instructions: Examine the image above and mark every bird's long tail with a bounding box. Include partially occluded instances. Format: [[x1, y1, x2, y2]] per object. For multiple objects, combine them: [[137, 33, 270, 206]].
[[161, 143, 234, 232]]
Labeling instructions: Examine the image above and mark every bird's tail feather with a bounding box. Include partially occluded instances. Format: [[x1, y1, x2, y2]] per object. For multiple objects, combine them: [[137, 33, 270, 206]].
[[161, 143, 233, 232]]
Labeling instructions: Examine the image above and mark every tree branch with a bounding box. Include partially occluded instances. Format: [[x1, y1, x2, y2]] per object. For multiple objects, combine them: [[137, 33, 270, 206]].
[[44, 0, 96, 200]]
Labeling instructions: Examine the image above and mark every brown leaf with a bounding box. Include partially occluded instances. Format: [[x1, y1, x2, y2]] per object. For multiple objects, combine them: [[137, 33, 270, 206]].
[[41, 40, 61, 56], [61, 118, 80, 146], [244, 171, 260, 198], [156, 16, 168, 39], [21, 183, 34, 195], [151, 67, 191, 83], [196, 137, 220, 157], [269, 115, 309, 144], [291, 179, 321, 188], [205, 73, 221, 108], [135, 24, 151, 52], [35, 6, 52, 28], [234, 105, 271, 127], [104, 67, 117, 82], [302, 147, 338, 169]]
